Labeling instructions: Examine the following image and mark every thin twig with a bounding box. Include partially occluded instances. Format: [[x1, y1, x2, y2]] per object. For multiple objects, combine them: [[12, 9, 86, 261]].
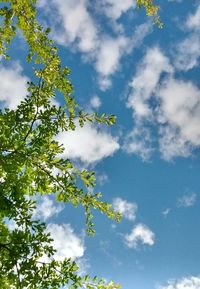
[[23, 76, 43, 143]]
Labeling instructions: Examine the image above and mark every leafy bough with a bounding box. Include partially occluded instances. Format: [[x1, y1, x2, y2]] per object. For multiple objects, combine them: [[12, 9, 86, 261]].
[[0, 0, 162, 287], [0, 0, 121, 288]]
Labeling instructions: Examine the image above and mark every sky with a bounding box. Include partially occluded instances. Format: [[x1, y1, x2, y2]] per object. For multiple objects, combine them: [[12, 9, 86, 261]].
[[1, 0, 200, 288]]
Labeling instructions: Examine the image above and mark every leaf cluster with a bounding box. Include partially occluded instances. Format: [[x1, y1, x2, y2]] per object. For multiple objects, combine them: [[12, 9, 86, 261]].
[[137, 0, 163, 28]]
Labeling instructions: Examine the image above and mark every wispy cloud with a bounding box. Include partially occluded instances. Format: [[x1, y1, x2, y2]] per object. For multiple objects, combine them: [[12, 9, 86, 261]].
[[157, 78, 200, 160], [112, 197, 137, 221], [174, 4, 200, 71], [186, 5, 200, 31], [127, 46, 173, 120], [123, 125, 154, 161], [158, 276, 200, 289], [99, 0, 136, 20], [46, 0, 98, 53], [95, 34, 129, 90], [90, 95, 102, 109], [0, 61, 29, 109], [124, 46, 200, 161], [96, 23, 151, 90], [33, 196, 64, 221], [123, 5, 200, 162], [39, 0, 150, 90], [96, 172, 108, 185], [46, 223, 85, 261], [162, 208, 171, 218], [124, 223, 155, 249], [124, 46, 173, 160], [177, 193, 197, 208]]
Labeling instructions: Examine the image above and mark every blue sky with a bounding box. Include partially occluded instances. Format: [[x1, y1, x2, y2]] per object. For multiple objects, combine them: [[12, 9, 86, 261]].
[[1, 0, 200, 288]]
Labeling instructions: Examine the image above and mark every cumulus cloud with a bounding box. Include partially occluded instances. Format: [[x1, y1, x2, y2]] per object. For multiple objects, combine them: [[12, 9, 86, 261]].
[[124, 223, 155, 249], [96, 23, 150, 90], [46, 223, 85, 261], [174, 4, 200, 71], [186, 5, 200, 30], [174, 34, 200, 71], [33, 196, 64, 221], [112, 197, 137, 221], [100, 0, 136, 20], [127, 46, 173, 120], [0, 62, 29, 109], [124, 47, 173, 160], [177, 193, 197, 208], [158, 78, 200, 159], [46, 0, 98, 53], [90, 95, 102, 109], [95, 35, 129, 89], [56, 123, 119, 164], [39, 0, 150, 90], [158, 276, 200, 289], [125, 46, 200, 160]]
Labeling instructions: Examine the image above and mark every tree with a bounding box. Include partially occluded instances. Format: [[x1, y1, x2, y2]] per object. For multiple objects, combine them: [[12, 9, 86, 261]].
[[0, 0, 162, 288]]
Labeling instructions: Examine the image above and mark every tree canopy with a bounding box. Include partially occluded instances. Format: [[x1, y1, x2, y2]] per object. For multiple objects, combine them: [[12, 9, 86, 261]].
[[0, 0, 161, 288]]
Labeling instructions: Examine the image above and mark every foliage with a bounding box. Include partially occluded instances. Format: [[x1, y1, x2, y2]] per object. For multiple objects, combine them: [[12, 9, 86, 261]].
[[0, 0, 162, 288], [137, 0, 163, 28], [0, 0, 121, 288]]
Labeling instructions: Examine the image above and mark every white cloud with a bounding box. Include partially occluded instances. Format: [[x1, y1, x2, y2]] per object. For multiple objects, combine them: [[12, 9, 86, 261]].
[[158, 126, 192, 161], [123, 126, 154, 161], [162, 208, 171, 218], [40, 0, 150, 90], [157, 78, 200, 159], [125, 46, 200, 160], [177, 193, 197, 208], [49, 0, 98, 53], [112, 197, 137, 221], [33, 196, 64, 221], [4, 218, 18, 231], [0, 62, 29, 109], [40, 0, 98, 53], [46, 223, 85, 261], [90, 95, 102, 109], [124, 47, 173, 160], [56, 123, 119, 164], [95, 35, 129, 89], [96, 23, 150, 90], [124, 223, 155, 249], [76, 257, 90, 276], [174, 34, 200, 71], [100, 0, 136, 20], [158, 276, 200, 289], [97, 172, 108, 185], [127, 46, 173, 120], [186, 5, 200, 31], [174, 5, 200, 71]]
